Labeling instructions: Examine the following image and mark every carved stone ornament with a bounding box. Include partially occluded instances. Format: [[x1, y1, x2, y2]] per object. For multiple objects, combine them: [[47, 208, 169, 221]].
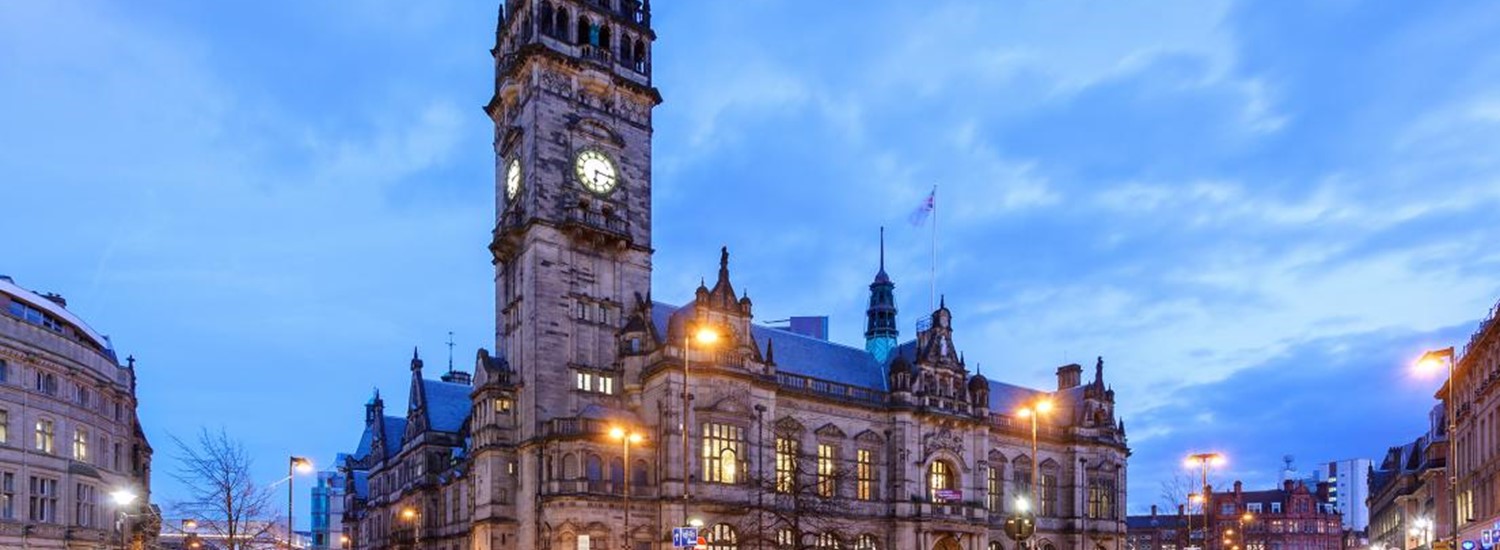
[[924, 426, 964, 457]]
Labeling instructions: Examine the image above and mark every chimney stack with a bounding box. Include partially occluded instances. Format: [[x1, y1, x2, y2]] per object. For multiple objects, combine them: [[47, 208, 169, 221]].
[[1057, 363, 1083, 390]]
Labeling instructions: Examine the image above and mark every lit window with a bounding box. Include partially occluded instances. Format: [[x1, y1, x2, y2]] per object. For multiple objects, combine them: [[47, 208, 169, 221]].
[[701, 423, 743, 484], [816, 532, 841, 549], [857, 534, 879, 550], [35, 419, 54, 454], [988, 464, 1003, 511], [817, 444, 835, 497], [73, 428, 88, 461], [928, 461, 954, 502], [775, 437, 798, 493], [576, 372, 592, 391], [577, 534, 590, 550], [1089, 476, 1116, 519], [1041, 474, 1058, 516], [598, 376, 613, 395], [777, 529, 794, 547], [0, 409, 7, 444], [707, 523, 737, 550], [494, 398, 512, 413], [857, 449, 875, 501]]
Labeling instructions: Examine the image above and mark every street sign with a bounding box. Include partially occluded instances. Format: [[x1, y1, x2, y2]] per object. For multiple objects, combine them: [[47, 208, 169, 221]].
[[672, 527, 699, 548]]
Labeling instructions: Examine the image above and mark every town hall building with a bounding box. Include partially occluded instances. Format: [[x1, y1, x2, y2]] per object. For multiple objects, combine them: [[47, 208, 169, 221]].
[[337, 1, 1131, 549]]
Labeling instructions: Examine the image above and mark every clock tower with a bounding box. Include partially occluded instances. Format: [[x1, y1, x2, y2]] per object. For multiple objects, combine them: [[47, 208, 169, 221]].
[[482, 1, 658, 548]]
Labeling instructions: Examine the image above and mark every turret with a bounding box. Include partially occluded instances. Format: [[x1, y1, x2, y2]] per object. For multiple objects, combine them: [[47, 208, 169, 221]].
[[864, 227, 899, 362]]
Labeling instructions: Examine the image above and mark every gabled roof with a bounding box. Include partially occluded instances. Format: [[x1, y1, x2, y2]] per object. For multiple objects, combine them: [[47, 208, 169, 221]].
[[420, 379, 471, 433]]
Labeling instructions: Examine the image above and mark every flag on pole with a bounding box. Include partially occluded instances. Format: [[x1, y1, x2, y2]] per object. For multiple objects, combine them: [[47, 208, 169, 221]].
[[908, 187, 936, 226]]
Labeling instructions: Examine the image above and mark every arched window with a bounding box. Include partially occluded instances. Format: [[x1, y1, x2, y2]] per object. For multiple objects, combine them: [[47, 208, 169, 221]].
[[599, 25, 612, 51], [776, 529, 794, 547], [855, 534, 879, 550], [562, 452, 578, 480], [633, 39, 646, 69], [610, 456, 625, 494], [816, 532, 841, 549], [585, 454, 603, 491], [555, 8, 570, 42], [988, 543, 1004, 550], [632, 459, 649, 487], [707, 524, 738, 550], [577, 17, 592, 47], [539, 2, 554, 36], [928, 460, 955, 502]]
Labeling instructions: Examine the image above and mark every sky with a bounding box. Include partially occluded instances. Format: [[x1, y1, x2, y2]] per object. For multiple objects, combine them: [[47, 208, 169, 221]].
[[3, 0, 1500, 523]]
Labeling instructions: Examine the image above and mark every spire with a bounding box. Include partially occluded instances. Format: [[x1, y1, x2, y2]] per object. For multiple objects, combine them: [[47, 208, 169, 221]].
[[765, 338, 776, 365], [865, 228, 899, 362], [411, 347, 424, 372]]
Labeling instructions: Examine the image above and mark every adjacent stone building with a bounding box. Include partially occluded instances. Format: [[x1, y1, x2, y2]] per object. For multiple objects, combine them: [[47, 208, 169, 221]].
[[338, 1, 1131, 549], [1450, 298, 1500, 547], [0, 275, 155, 549], [1368, 423, 1446, 550]]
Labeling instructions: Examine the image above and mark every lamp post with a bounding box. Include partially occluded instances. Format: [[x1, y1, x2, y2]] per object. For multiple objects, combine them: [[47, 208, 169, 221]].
[[403, 506, 422, 549], [289, 456, 314, 550], [1185, 452, 1225, 550], [1239, 513, 1254, 550], [611, 426, 644, 550], [1411, 517, 1434, 550], [1016, 398, 1053, 549], [110, 489, 137, 550], [681, 323, 718, 529], [1418, 347, 1458, 550]]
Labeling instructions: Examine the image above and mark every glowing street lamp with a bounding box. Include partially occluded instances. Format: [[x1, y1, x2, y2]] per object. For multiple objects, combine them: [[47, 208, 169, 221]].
[[1416, 346, 1458, 550], [1185, 452, 1225, 550], [681, 322, 720, 529], [403, 506, 422, 547], [111, 489, 137, 550], [610, 426, 645, 550], [287, 456, 313, 550], [1017, 398, 1054, 517]]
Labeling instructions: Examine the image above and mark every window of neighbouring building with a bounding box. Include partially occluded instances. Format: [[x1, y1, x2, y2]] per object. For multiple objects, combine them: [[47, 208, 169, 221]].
[[73, 428, 88, 461], [74, 483, 95, 527], [35, 419, 54, 454], [28, 476, 58, 523]]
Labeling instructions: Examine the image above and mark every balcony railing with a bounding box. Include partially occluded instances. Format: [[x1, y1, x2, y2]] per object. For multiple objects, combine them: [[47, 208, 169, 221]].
[[563, 207, 630, 240], [774, 372, 889, 406], [543, 479, 660, 498]]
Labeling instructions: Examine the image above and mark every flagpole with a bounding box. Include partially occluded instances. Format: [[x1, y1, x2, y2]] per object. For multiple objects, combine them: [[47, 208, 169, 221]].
[[930, 184, 937, 314]]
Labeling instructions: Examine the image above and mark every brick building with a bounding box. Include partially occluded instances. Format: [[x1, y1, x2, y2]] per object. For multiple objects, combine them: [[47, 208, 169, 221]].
[[336, 1, 1131, 550], [1206, 480, 1344, 550]]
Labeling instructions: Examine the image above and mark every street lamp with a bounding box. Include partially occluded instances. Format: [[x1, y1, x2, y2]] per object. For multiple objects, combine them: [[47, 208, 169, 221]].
[[1185, 452, 1225, 550], [610, 426, 645, 550], [681, 323, 719, 529], [1410, 517, 1434, 549], [111, 489, 137, 550], [1016, 397, 1053, 549], [402, 506, 422, 548], [288, 456, 314, 550], [1240, 513, 1254, 550], [1417, 346, 1458, 550]]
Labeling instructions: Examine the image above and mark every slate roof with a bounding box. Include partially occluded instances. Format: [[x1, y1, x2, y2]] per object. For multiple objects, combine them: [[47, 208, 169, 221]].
[[1126, 514, 1196, 530], [421, 379, 472, 433], [651, 302, 888, 391], [381, 416, 407, 459], [987, 380, 1044, 413]]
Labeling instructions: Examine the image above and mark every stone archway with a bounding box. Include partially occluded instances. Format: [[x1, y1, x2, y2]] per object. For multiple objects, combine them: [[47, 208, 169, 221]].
[[932, 535, 962, 550]]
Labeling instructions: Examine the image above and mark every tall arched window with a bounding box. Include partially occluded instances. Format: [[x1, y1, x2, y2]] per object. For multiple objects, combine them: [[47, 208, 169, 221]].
[[577, 17, 592, 47], [539, 2, 554, 36], [554, 8, 570, 42], [816, 532, 841, 549], [988, 542, 1004, 550], [776, 529, 794, 547], [928, 460, 955, 502], [855, 534, 879, 550], [707, 523, 738, 550], [610, 456, 625, 494], [599, 25, 612, 51], [585, 454, 603, 491], [562, 452, 578, 481]]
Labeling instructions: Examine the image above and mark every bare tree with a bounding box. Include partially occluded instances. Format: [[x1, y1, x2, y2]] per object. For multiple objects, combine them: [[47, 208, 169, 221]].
[[736, 439, 868, 550], [1158, 471, 1225, 513], [170, 428, 279, 550]]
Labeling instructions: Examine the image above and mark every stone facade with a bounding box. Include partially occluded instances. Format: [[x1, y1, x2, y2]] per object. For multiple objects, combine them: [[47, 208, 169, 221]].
[[1451, 298, 1500, 547], [0, 276, 155, 549], [1368, 416, 1446, 550], [338, 2, 1130, 550]]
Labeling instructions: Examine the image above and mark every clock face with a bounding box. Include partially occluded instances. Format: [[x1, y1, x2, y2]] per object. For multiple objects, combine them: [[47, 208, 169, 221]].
[[505, 158, 521, 201], [573, 149, 618, 194]]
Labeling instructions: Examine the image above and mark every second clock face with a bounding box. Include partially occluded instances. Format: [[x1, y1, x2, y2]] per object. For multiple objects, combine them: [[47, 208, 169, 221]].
[[573, 149, 618, 195], [505, 158, 521, 201]]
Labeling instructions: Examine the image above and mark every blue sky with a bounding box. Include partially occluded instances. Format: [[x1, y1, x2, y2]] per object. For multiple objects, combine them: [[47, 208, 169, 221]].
[[4, 0, 1500, 521]]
